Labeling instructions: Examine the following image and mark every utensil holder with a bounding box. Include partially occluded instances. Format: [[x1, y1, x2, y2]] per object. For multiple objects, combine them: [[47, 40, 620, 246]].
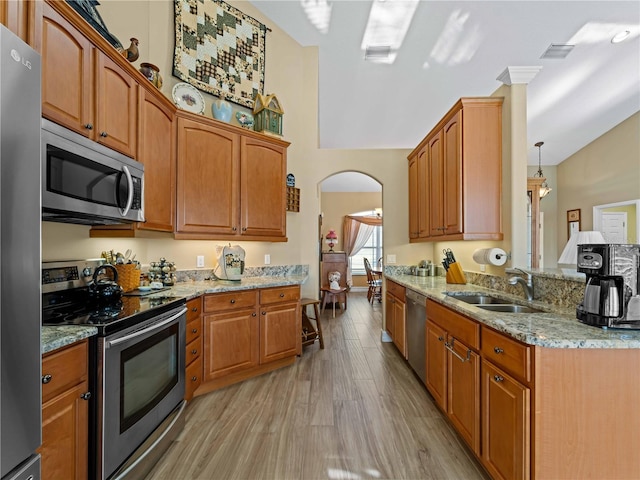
[[114, 263, 140, 292], [446, 262, 467, 284]]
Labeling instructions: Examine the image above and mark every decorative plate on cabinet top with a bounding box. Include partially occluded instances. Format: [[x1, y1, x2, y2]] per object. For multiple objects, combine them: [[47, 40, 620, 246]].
[[172, 82, 205, 114]]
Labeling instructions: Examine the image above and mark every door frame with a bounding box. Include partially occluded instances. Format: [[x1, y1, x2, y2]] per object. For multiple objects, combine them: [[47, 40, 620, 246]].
[[593, 199, 640, 243]]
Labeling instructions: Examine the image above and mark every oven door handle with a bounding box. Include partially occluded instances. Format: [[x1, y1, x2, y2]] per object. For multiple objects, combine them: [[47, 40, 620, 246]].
[[106, 307, 187, 348], [119, 165, 134, 217]]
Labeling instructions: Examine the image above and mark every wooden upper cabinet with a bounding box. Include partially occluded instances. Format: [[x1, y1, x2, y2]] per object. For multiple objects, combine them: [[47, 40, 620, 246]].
[[240, 136, 287, 238], [176, 112, 289, 241], [1, 0, 29, 41], [94, 52, 137, 157], [33, 1, 137, 158], [176, 116, 240, 236], [408, 97, 503, 242], [36, 3, 93, 137]]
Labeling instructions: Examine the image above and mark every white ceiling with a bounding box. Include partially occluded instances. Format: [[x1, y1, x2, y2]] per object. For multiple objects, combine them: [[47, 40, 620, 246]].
[[250, 0, 640, 168]]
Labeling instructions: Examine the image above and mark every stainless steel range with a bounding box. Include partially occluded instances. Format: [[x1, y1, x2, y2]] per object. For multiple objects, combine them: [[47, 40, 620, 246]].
[[42, 260, 187, 480]]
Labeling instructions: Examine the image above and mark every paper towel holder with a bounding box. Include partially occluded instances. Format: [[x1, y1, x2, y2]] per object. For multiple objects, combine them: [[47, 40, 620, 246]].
[[472, 248, 511, 266]]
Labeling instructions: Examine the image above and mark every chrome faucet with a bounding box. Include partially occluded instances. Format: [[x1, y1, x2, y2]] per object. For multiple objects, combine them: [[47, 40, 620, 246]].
[[506, 268, 534, 301]]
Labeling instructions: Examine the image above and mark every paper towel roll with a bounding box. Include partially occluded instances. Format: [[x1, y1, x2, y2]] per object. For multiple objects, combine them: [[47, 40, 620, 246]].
[[472, 248, 507, 266]]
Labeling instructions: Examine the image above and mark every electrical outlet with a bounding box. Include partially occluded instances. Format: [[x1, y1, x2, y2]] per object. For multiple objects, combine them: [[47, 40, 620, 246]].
[[386, 254, 396, 264], [196, 255, 205, 268], [264, 254, 271, 265], [479, 264, 486, 272]]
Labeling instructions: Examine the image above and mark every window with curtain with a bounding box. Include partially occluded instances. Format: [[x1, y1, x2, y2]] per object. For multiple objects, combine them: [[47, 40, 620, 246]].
[[351, 225, 382, 274]]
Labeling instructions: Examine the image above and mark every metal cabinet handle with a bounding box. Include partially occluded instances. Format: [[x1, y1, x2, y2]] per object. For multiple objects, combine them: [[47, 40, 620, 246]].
[[191, 376, 198, 382], [230, 299, 236, 304], [81, 392, 91, 400], [100, 131, 108, 138], [84, 123, 93, 130], [191, 328, 198, 334], [494, 346, 504, 354], [191, 349, 198, 355], [42, 374, 52, 384], [262, 311, 266, 315], [252, 312, 257, 317], [232, 227, 237, 231], [493, 375, 504, 383], [242, 227, 247, 231], [444, 338, 471, 363], [279, 293, 285, 298], [437, 336, 444, 342], [191, 307, 198, 312]]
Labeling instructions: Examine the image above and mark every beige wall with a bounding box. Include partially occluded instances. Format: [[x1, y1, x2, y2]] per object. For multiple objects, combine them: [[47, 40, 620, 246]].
[[557, 112, 640, 250]]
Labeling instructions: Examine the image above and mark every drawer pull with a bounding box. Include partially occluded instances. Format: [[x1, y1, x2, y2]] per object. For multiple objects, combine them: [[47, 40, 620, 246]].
[[191, 376, 198, 382], [84, 123, 93, 130], [230, 299, 236, 304], [191, 349, 198, 355], [493, 375, 504, 383], [191, 328, 198, 334], [252, 313, 257, 317], [494, 347, 504, 354], [444, 339, 471, 363], [437, 336, 444, 342], [279, 293, 285, 298], [191, 307, 198, 312], [100, 131, 108, 138], [262, 311, 266, 315], [81, 392, 91, 400], [42, 374, 52, 384]]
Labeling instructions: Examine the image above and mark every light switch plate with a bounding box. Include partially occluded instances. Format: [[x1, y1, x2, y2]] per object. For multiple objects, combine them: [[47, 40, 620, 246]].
[[264, 254, 271, 265], [196, 255, 205, 268], [386, 254, 396, 264]]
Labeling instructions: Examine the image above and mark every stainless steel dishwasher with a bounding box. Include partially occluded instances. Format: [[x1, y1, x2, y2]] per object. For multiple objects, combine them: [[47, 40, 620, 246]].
[[406, 289, 427, 383]]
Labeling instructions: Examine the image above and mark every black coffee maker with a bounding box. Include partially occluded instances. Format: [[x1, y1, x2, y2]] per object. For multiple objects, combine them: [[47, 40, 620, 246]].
[[577, 244, 640, 328]]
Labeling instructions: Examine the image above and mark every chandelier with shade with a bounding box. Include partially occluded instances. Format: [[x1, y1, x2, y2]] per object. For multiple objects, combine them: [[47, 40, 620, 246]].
[[532, 141, 552, 199]]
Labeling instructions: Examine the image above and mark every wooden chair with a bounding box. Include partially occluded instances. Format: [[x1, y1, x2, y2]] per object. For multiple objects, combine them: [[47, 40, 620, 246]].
[[300, 298, 324, 349], [320, 285, 348, 317], [364, 257, 382, 304]]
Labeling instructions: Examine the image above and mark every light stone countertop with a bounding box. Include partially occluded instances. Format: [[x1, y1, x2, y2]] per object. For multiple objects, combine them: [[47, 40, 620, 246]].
[[42, 275, 308, 353], [386, 274, 640, 349]]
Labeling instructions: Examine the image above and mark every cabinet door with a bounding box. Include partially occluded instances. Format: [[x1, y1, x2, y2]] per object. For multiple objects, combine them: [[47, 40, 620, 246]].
[[40, 382, 89, 480], [259, 302, 299, 364], [416, 146, 430, 238], [425, 319, 447, 410], [408, 156, 419, 239], [240, 136, 286, 237], [95, 51, 137, 157], [176, 117, 240, 235], [137, 88, 175, 231], [1, 0, 28, 41], [203, 309, 258, 380], [482, 360, 530, 480], [37, 3, 93, 137], [443, 110, 462, 235], [447, 337, 480, 455], [385, 291, 395, 339], [428, 131, 444, 236], [393, 298, 406, 359]]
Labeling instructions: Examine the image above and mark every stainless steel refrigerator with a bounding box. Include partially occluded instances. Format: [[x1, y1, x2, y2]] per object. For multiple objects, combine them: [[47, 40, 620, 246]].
[[0, 25, 42, 480]]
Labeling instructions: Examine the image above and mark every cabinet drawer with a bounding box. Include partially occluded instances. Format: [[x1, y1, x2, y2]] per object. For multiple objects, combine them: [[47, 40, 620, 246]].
[[186, 296, 202, 322], [204, 290, 257, 312], [481, 326, 531, 383], [186, 336, 202, 366], [427, 300, 479, 350], [259, 286, 300, 305], [185, 355, 202, 401], [387, 280, 406, 302], [42, 341, 88, 403], [186, 317, 202, 344]]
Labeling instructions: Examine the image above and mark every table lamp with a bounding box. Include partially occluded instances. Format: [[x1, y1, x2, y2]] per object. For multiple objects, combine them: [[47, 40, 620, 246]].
[[325, 229, 338, 252], [558, 230, 606, 267]]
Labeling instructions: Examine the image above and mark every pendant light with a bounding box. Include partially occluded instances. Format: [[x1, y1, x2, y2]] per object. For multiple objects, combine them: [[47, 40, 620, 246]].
[[533, 141, 552, 199]]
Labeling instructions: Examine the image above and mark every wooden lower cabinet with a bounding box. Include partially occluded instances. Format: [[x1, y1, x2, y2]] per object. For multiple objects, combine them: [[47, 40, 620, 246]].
[[40, 340, 90, 480], [385, 279, 406, 357], [185, 296, 203, 401], [481, 360, 530, 480], [199, 286, 300, 392], [425, 320, 447, 409]]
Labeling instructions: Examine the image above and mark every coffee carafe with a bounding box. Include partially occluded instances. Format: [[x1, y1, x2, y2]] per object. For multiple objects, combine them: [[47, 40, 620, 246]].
[[577, 244, 640, 328]]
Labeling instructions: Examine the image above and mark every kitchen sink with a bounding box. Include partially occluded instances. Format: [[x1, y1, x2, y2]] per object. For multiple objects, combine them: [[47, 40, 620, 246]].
[[445, 293, 507, 304], [476, 304, 543, 314]]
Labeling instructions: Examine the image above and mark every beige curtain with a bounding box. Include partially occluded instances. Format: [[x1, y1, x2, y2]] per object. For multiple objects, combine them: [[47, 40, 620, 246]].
[[342, 215, 382, 285]]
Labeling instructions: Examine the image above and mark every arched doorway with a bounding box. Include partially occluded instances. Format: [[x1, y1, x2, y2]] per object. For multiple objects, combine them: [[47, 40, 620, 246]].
[[319, 172, 383, 294]]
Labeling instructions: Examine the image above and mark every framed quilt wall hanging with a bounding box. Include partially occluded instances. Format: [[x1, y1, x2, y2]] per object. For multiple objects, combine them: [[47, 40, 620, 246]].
[[173, 0, 267, 108]]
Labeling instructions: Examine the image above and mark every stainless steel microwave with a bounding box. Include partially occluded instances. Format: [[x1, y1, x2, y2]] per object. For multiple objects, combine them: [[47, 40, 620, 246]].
[[41, 118, 145, 225]]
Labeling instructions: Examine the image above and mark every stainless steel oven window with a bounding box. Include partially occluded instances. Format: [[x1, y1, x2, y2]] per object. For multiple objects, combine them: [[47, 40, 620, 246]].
[[100, 307, 186, 479], [120, 324, 179, 433]]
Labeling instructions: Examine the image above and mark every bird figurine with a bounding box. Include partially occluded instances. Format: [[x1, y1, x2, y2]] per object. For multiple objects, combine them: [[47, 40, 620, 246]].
[[122, 37, 139, 63]]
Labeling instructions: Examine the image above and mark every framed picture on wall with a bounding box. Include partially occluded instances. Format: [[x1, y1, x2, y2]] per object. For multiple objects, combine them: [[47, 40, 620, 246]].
[[567, 209, 581, 237]]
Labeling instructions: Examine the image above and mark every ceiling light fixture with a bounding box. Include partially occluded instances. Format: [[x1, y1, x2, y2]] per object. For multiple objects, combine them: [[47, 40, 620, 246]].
[[611, 29, 631, 43], [533, 141, 552, 199]]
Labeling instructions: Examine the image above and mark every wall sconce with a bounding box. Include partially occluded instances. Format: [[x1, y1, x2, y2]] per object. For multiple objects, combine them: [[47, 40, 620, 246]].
[[533, 141, 552, 199], [325, 229, 338, 252]]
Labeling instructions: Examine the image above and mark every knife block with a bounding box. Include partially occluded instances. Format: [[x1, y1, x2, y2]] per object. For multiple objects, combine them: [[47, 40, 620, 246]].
[[446, 261, 467, 284]]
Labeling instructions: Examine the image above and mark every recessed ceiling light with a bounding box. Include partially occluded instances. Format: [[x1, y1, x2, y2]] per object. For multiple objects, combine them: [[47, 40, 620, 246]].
[[540, 44, 575, 59], [611, 30, 631, 43]]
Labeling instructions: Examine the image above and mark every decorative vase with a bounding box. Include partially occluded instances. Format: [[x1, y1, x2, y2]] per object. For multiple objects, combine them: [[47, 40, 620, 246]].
[[139, 62, 162, 89], [235, 111, 254, 130], [212, 99, 232, 122]]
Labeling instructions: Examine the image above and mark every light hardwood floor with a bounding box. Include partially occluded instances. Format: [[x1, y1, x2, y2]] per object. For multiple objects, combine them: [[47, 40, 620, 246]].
[[146, 292, 490, 480]]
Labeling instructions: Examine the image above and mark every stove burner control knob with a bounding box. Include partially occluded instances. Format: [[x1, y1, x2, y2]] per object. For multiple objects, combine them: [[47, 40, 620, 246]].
[[82, 267, 92, 278]]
